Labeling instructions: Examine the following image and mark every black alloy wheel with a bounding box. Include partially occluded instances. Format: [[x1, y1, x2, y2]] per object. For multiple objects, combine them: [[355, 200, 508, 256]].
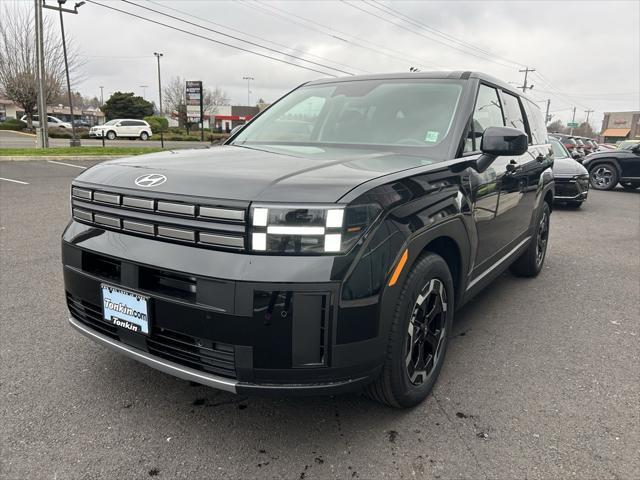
[[536, 207, 550, 268], [405, 279, 448, 386]]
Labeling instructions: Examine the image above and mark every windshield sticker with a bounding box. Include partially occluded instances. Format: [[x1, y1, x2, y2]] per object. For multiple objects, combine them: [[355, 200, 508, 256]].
[[425, 131, 439, 143]]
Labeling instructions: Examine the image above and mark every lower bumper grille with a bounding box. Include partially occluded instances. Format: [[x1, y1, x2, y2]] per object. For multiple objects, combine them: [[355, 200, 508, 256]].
[[66, 293, 237, 379]]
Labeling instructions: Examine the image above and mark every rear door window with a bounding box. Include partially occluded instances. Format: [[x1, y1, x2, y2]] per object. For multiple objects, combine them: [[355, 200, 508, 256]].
[[465, 84, 505, 152], [500, 91, 527, 135], [522, 99, 548, 145]]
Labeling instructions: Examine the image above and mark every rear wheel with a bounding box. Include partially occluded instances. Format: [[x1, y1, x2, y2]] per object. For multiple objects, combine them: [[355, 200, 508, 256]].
[[106, 130, 116, 140], [589, 163, 618, 190], [366, 253, 453, 408], [510, 202, 550, 277], [140, 131, 149, 141]]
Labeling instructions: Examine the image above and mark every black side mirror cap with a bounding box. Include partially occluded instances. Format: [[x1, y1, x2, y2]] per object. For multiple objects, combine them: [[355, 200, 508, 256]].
[[475, 126, 529, 173]]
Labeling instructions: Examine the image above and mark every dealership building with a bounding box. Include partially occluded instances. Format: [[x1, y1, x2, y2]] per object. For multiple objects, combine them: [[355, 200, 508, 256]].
[[600, 110, 640, 143]]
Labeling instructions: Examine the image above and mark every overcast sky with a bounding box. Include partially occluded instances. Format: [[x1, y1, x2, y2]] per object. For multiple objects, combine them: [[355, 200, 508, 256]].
[[10, 0, 640, 127]]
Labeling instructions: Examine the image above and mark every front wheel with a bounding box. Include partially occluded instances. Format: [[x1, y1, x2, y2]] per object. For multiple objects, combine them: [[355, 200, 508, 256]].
[[106, 130, 116, 140], [589, 163, 618, 190], [510, 201, 550, 277], [366, 253, 453, 408]]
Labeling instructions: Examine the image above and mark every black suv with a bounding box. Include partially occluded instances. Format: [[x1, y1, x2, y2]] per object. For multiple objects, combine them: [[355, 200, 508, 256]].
[[63, 72, 554, 407]]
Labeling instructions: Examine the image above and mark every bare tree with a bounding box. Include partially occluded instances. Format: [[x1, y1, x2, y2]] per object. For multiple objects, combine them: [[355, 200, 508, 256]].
[[0, 3, 83, 128], [204, 87, 229, 116], [162, 75, 187, 127]]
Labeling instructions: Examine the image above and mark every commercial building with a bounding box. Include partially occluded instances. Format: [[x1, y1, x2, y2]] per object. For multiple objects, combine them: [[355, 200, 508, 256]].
[[0, 97, 105, 125], [600, 111, 640, 143]]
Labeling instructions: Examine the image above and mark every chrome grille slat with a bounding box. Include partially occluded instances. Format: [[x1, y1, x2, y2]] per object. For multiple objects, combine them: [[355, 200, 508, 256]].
[[71, 187, 246, 250]]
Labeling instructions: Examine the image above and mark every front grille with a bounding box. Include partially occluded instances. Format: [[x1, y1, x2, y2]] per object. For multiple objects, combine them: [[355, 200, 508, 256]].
[[555, 177, 587, 198], [67, 292, 237, 379], [71, 186, 246, 251]]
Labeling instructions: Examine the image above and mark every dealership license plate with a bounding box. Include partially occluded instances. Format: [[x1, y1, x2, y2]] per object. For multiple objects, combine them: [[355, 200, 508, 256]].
[[101, 284, 150, 335]]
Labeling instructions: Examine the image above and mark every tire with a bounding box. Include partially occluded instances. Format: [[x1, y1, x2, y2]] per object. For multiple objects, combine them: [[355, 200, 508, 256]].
[[621, 182, 640, 191], [106, 130, 116, 140], [510, 201, 550, 277], [589, 163, 618, 190], [140, 131, 149, 141], [365, 253, 454, 408]]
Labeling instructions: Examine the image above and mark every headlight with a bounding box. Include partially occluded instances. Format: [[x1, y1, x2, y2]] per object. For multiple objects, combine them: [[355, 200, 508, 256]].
[[250, 203, 381, 254]]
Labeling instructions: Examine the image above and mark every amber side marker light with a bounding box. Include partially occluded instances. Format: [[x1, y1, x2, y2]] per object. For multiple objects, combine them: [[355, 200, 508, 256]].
[[388, 249, 409, 287]]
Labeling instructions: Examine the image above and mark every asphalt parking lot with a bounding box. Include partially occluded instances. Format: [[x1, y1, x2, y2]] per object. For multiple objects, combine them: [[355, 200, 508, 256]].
[[1, 159, 639, 480]]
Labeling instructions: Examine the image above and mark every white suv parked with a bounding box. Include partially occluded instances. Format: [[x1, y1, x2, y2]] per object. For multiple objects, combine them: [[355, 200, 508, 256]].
[[90, 119, 152, 140], [21, 115, 72, 129]]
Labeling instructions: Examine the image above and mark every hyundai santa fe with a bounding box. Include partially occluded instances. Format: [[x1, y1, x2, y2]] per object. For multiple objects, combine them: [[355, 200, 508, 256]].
[[63, 72, 554, 407]]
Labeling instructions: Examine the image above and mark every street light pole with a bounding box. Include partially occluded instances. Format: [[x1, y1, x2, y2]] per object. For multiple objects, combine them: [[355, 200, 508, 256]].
[[99, 86, 104, 106], [153, 52, 164, 148], [154, 52, 163, 114], [242, 76, 254, 106], [34, 0, 49, 148], [44, 0, 84, 147]]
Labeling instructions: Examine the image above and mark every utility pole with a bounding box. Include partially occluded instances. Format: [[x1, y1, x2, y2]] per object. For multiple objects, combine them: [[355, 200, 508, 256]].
[[153, 52, 164, 148], [44, 0, 85, 147], [570, 107, 577, 135], [34, 0, 49, 148], [243, 76, 254, 106], [518, 67, 535, 93], [154, 53, 163, 114], [544, 99, 551, 124], [139, 85, 148, 99], [99, 86, 104, 106], [584, 109, 594, 125]]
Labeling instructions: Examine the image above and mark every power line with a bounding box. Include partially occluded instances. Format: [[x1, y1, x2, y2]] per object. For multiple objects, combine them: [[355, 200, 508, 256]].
[[85, 0, 339, 77], [341, 0, 519, 70], [120, 0, 354, 76], [240, 0, 446, 71], [365, 0, 526, 69], [144, 0, 368, 74]]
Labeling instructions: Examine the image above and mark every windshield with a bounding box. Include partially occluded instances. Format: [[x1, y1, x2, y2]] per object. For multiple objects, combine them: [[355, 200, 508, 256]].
[[232, 79, 463, 151], [551, 139, 569, 159], [104, 120, 118, 126]]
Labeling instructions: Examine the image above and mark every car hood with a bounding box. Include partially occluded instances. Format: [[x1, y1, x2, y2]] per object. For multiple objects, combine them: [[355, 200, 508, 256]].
[[553, 157, 588, 176], [73, 144, 437, 203]]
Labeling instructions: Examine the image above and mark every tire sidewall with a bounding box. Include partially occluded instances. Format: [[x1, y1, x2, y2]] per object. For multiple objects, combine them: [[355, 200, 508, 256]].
[[106, 131, 116, 140], [387, 254, 454, 407]]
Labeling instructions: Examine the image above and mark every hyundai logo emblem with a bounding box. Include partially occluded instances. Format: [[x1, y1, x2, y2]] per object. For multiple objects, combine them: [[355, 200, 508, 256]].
[[135, 173, 167, 188]]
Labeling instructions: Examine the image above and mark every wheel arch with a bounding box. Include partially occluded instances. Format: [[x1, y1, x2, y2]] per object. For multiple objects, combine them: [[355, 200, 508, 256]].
[[586, 157, 622, 176]]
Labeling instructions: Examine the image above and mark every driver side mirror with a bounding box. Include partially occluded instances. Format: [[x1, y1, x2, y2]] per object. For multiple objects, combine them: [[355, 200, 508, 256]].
[[475, 126, 528, 173]]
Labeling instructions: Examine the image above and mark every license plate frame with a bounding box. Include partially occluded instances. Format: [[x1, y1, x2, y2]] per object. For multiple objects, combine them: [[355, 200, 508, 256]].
[[100, 283, 151, 335]]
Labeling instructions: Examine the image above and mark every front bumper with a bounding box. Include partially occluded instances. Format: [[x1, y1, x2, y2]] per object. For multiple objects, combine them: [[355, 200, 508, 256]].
[[553, 176, 589, 202], [89, 130, 104, 138], [62, 222, 385, 395]]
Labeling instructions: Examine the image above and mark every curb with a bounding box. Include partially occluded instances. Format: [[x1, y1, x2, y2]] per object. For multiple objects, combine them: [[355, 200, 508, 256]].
[[0, 155, 126, 161]]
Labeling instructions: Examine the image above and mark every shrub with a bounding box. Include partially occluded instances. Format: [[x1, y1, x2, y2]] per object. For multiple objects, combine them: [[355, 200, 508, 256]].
[[144, 115, 169, 134], [48, 127, 90, 139], [0, 119, 27, 131]]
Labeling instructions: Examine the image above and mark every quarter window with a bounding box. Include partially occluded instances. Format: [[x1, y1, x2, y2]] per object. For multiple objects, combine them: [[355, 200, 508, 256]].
[[465, 84, 505, 152]]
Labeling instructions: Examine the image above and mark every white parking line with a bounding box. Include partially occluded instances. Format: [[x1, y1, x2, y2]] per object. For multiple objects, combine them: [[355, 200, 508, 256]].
[[47, 160, 87, 169], [0, 177, 29, 185]]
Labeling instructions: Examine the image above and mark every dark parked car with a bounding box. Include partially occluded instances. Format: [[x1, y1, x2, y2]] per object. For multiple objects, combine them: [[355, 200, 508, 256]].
[[551, 138, 589, 207], [583, 142, 640, 190], [554, 134, 582, 161], [62, 72, 554, 407]]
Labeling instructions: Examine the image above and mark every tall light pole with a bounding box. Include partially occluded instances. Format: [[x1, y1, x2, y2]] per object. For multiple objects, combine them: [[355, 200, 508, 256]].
[[99, 86, 104, 105], [44, 0, 85, 147], [243, 76, 254, 106], [34, 0, 49, 148], [154, 52, 163, 114]]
